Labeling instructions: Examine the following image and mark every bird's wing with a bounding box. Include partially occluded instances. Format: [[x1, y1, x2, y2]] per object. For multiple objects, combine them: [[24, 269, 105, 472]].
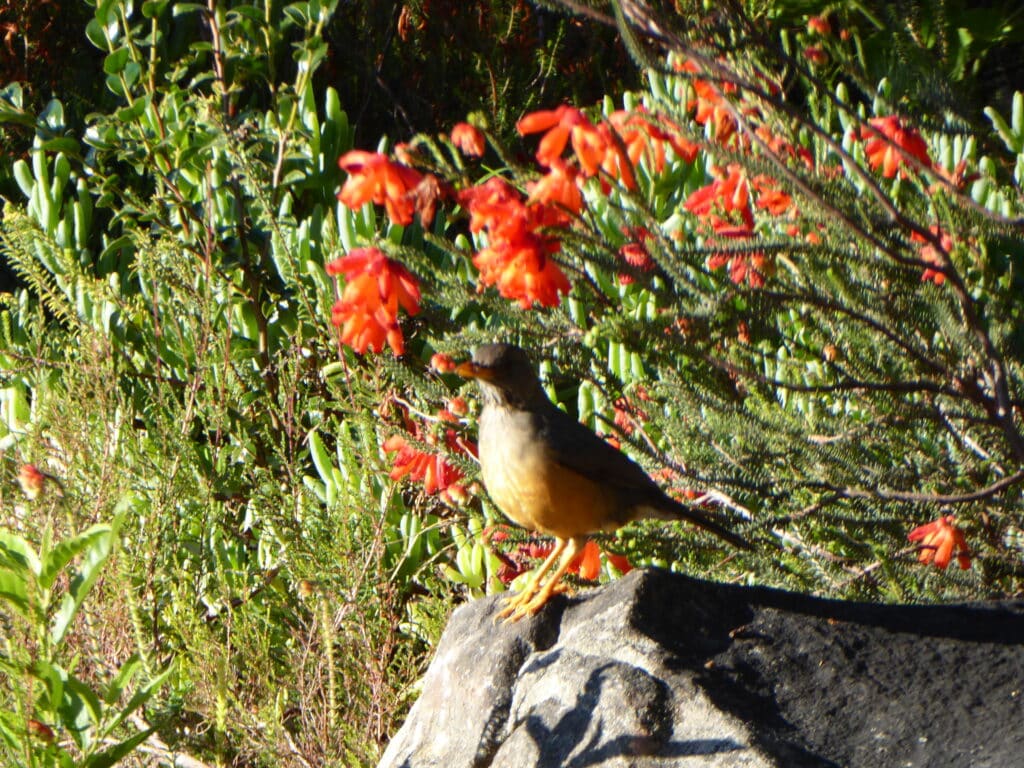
[[533, 403, 662, 496], [535, 403, 751, 549]]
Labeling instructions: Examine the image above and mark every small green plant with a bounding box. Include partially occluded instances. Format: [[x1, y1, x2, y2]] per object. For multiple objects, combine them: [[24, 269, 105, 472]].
[[0, 496, 171, 768]]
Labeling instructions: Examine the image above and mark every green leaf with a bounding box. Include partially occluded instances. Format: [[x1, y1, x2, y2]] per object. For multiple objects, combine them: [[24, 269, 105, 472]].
[[50, 526, 116, 646], [171, 2, 205, 16], [101, 662, 172, 737], [142, 0, 168, 18], [104, 655, 143, 706], [12, 159, 34, 199], [39, 525, 112, 592], [103, 48, 130, 75], [32, 659, 67, 714], [0, 570, 30, 617], [38, 137, 80, 155], [0, 531, 42, 577], [59, 676, 101, 751], [308, 429, 334, 484], [83, 726, 155, 768], [85, 18, 108, 50]]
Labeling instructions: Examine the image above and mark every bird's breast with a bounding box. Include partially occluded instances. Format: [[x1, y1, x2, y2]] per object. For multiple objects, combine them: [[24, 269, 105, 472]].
[[478, 406, 619, 538]]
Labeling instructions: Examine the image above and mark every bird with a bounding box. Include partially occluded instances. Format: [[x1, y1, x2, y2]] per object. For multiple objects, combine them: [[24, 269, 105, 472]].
[[456, 343, 750, 622]]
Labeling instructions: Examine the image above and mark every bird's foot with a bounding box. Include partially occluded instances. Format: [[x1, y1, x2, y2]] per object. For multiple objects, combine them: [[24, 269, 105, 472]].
[[496, 581, 570, 623]]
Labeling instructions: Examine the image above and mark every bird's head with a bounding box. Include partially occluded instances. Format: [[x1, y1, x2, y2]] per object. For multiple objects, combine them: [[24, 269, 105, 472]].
[[456, 343, 547, 408]]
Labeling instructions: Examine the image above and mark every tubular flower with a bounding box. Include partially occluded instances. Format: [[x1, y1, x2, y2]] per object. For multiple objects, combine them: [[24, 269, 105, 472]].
[[527, 160, 583, 214], [675, 58, 740, 143], [326, 247, 421, 356], [337, 150, 423, 225], [707, 248, 774, 288], [383, 408, 476, 505], [384, 434, 468, 504], [858, 116, 931, 179], [685, 164, 755, 229], [18, 464, 46, 500], [618, 226, 655, 284], [910, 226, 953, 285], [908, 515, 971, 570], [753, 175, 793, 215], [451, 122, 486, 157], [459, 178, 571, 308], [517, 105, 599, 169], [608, 109, 698, 173]]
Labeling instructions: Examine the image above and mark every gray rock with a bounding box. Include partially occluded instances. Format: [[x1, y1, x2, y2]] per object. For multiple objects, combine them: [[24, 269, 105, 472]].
[[379, 569, 1024, 768]]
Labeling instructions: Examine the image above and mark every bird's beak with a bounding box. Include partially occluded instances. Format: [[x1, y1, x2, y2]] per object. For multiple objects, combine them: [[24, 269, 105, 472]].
[[455, 360, 495, 381]]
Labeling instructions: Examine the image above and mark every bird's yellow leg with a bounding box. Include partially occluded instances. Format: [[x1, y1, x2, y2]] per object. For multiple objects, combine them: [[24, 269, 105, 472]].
[[496, 538, 567, 621], [502, 537, 584, 623]]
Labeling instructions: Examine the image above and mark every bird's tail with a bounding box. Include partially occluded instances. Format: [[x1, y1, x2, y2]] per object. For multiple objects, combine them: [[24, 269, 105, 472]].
[[647, 496, 752, 550]]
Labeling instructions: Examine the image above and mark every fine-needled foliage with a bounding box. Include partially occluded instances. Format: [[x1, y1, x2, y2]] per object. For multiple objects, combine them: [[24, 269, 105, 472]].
[[1, 0, 1022, 765]]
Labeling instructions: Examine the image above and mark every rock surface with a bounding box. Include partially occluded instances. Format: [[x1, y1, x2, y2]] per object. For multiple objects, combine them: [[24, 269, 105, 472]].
[[379, 569, 1024, 768]]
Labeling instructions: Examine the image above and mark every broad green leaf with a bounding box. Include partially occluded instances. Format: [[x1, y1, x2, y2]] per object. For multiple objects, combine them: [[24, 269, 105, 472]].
[[0, 531, 42, 577], [50, 527, 116, 646], [101, 662, 172, 737], [32, 658, 68, 714], [39, 525, 112, 592], [84, 726, 155, 768], [0, 570, 30, 617]]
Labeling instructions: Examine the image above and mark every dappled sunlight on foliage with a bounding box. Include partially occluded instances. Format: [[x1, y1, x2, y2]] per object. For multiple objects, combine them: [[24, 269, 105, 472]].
[[2, 0, 1024, 765]]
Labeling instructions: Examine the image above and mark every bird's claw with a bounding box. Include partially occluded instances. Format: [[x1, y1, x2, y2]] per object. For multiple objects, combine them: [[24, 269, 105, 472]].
[[494, 581, 571, 623]]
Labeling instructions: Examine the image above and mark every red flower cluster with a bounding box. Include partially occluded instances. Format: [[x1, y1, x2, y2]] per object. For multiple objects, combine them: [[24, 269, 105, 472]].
[[517, 104, 696, 192], [674, 58, 742, 144], [609, 108, 700, 173], [857, 116, 931, 179], [384, 406, 477, 505], [910, 226, 953, 285], [451, 122, 486, 158], [907, 515, 971, 570], [337, 150, 423, 225], [683, 164, 789, 286], [458, 177, 571, 308], [326, 247, 421, 356], [618, 226, 655, 284]]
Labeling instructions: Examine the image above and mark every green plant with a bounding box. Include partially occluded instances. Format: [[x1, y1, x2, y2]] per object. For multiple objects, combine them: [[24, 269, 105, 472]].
[[0, 0, 452, 763], [0, 497, 171, 768]]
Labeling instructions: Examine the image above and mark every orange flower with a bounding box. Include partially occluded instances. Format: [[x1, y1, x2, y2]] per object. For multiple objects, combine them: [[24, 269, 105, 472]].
[[675, 58, 739, 143], [858, 116, 931, 179], [753, 175, 792, 215], [459, 178, 571, 308], [326, 247, 420, 355], [383, 406, 477, 505], [685, 164, 756, 233], [384, 434, 468, 504], [605, 109, 701, 172], [907, 515, 971, 570], [707, 249, 774, 288], [807, 15, 831, 35], [517, 105, 597, 168], [493, 537, 632, 584], [910, 226, 953, 285], [451, 122, 486, 157], [337, 150, 423, 225], [430, 352, 457, 373], [18, 464, 46, 500], [618, 226, 655, 284], [526, 160, 583, 214]]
